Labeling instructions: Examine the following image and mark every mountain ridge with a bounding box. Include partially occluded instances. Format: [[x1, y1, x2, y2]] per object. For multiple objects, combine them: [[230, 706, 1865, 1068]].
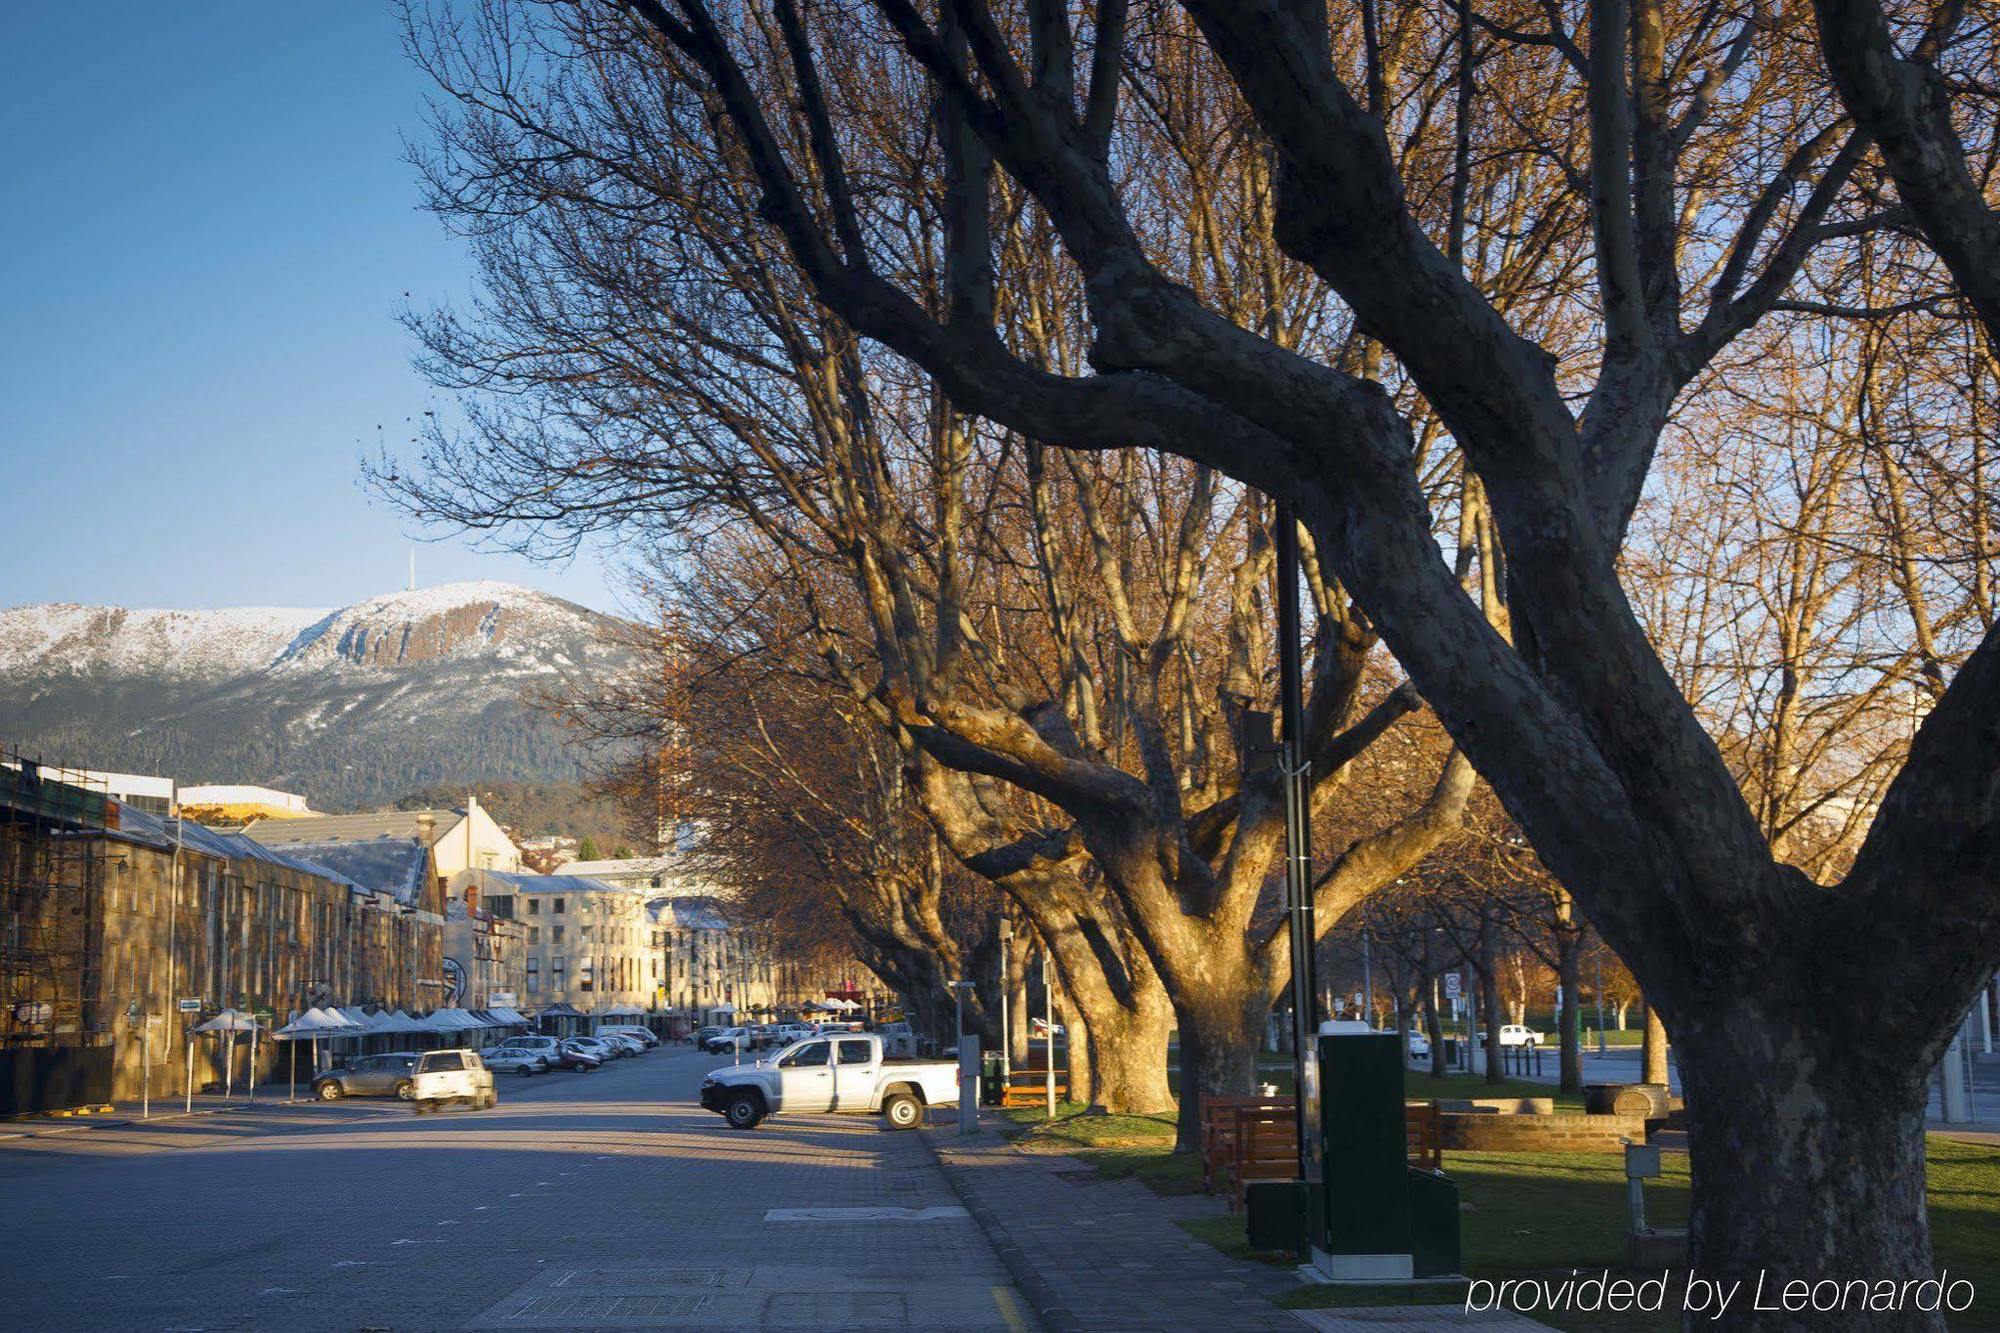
[[0, 581, 635, 809]]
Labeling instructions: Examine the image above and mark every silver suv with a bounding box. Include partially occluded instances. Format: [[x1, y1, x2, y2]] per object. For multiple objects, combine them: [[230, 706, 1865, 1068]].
[[313, 1052, 421, 1101]]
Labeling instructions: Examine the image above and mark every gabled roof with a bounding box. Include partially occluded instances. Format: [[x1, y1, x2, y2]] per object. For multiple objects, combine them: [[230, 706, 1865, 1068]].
[[243, 809, 461, 847], [475, 871, 632, 896], [269, 838, 431, 904], [554, 856, 673, 878], [647, 896, 731, 930]]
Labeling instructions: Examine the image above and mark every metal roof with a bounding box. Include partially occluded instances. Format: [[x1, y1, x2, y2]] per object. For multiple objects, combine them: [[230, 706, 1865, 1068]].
[[268, 839, 430, 904], [646, 896, 733, 930], [242, 809, 461, 847]]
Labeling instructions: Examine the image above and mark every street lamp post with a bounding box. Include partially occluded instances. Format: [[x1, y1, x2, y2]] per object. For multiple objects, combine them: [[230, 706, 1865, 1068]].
[[997, 917, 1012, 1081], [1275, 503, 1324, 1195]]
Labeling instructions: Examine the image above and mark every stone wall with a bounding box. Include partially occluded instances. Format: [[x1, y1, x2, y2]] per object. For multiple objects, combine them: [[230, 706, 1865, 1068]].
[[1439, 1110, 1647, 1152]]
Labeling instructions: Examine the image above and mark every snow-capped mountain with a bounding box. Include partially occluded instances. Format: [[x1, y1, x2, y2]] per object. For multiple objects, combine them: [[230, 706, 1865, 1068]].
[[0, 582, 636, 808]]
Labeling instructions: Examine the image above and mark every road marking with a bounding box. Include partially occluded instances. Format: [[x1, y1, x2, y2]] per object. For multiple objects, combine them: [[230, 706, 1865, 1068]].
[[763, 1206, 969, 1222], [991, 1285, 1032, 1333]]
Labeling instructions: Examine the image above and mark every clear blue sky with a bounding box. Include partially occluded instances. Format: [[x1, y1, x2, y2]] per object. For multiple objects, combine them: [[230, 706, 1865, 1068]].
[[2, 6, 617, 614]]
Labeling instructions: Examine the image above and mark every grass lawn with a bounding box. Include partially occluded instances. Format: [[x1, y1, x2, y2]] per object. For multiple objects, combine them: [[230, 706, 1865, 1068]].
[[1018, 1095, 2000, 1332]]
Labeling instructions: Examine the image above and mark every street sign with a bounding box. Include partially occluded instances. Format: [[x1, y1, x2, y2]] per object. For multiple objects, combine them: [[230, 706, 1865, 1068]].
[[1443, 973, 1461, 998], [251, 1007, 274, 1021], [177, 998, 202, 1013]]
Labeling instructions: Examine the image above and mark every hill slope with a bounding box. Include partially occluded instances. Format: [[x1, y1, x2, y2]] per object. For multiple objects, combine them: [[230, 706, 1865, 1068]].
[[0, 581, 635, 809]]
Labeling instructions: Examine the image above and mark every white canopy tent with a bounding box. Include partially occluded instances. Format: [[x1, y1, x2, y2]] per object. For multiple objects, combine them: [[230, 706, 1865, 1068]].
[[192, 1009, 262, 1102], [272, 1008, 359, 1101]]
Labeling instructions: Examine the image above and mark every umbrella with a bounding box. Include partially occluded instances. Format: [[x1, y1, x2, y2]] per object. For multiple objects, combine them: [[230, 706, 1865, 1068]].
[[193, 1009, 261, 1102], [274, 1008, 357, 1101]]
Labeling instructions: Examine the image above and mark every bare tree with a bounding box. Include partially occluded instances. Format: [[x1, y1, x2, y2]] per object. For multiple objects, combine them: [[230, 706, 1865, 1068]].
[[590, 0, 2000, 1305]]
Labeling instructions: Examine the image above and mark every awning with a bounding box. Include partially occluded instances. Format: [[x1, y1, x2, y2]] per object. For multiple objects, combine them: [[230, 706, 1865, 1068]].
[[193, 1008, 260, 1033], [539, 1003, 587, 1018], [600, 1004, 645, 1018], [336, 1006, 385, 1030], [421, 1007, 488, 1032], [488, 1007, 531, 1026], [273, 1008, 355, 1038], [369, 1010, 431, 1036]]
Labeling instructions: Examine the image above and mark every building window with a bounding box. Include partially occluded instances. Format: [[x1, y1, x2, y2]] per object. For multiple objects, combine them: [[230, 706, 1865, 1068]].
[[551, 957, 565, 989], [581, 926, 593, 944], [529, 926, 540, 943], [553, 925, 564, 943], [528, 898, 540, 915], [553, 899, 566, 914], [527, 958, 540, 994], [580, 959, 594, 993]]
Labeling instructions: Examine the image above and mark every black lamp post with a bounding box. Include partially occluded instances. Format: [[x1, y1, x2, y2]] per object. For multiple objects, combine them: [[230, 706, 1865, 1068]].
[[1275, 504, 1325, 1201]]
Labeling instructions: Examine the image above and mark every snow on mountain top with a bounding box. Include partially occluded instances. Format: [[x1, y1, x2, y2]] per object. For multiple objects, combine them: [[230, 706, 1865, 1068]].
[[337, 580, 560, 621], [0, 583, 605, 680], [0, 603, 329, 679]]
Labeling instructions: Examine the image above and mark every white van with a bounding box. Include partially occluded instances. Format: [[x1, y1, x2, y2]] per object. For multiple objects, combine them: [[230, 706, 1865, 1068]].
[[411, 1049, 496, 1112]]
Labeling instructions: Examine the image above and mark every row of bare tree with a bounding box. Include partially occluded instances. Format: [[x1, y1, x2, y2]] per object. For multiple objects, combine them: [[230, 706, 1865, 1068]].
[[376, 0, 1998, 1314]]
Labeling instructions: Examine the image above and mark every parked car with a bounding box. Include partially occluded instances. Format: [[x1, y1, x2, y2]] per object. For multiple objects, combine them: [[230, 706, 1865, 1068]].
[[699, 1033, 960, 1130], [554, 1040, 604, 1071], [599, 1025, 661, 1049], [601, 1033, 647, 1056], [695, 1025, 728, 1048], [1407, 1031, 1431, 1060], [501, 1035, 561, 1055], [484, 1047, 548, 1077], [1030, 1018, 1067, 1039], [411, 1048, 496, 1112], [704, 1027, 750, 1054], [313, 1052, 421, 1101], [1499, 1024, 1545, 1048], [569, 1036, 626, 1061]]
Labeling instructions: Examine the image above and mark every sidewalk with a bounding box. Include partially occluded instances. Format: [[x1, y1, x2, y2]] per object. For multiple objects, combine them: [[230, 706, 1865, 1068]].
[[0, 1089, 360, 1140], [926, 1125, 1303, 1332], [925, 1121, 1554, 1331]]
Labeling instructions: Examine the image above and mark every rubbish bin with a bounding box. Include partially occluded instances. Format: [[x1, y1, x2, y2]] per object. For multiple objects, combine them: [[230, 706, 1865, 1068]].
[[980, 1051, 1005, 1106]]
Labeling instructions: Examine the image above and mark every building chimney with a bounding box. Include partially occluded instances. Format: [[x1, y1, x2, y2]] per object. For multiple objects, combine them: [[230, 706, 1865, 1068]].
[[416, 812, 437, 845]]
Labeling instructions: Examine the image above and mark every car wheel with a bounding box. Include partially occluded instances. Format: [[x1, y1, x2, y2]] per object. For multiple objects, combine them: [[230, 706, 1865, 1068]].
[[881, 1092, 921, 1130], [724, 1092, 764, 1130], [517, 1065, 533, 1078], [395, 1080, 415, 1101], [315, 1082, 342, 1101]]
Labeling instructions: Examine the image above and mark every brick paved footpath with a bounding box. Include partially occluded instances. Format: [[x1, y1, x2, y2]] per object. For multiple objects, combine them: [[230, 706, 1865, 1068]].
[[925, 1124, 1552, 1332]]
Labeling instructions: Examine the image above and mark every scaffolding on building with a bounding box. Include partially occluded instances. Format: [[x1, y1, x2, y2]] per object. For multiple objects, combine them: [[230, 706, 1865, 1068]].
[[1, 749, 112, 1049]]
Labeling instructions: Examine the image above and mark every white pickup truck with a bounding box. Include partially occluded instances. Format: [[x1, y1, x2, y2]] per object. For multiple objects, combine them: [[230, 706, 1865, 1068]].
[[698, 1033, 959, 1130]]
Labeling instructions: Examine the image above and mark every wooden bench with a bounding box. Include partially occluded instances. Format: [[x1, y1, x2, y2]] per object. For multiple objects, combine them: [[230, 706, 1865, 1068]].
[[1230, 1107, 1300, 1212], [1001, 1066, 1070, 1107], [1406, 1100, 1442, 1171], [1200, 1094, 1294, 1194]]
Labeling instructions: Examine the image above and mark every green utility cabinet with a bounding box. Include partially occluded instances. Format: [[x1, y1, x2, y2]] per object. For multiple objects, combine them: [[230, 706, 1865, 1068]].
[[1313, 1029, 1461, 1281]]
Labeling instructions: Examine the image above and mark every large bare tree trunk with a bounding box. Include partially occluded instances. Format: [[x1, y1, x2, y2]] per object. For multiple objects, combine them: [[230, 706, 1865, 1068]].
[[1557, 930, 1584, 1095], [1480, 911, 1505, 1084], [1642, 1000, 1670, 1086], [1678, 1011, 1941, 1331], [1172, 973, 1269, 1151]]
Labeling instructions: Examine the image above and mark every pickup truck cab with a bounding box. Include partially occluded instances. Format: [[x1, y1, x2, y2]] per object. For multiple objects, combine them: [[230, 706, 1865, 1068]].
[[1499, 1024, 1545, 1048], [699, 1034, 958, 1130], [411, 1049, 496, 1112]]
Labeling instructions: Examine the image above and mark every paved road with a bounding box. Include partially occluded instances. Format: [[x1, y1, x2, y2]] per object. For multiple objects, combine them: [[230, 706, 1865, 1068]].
[[0, 1047, 1030, 1332]]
